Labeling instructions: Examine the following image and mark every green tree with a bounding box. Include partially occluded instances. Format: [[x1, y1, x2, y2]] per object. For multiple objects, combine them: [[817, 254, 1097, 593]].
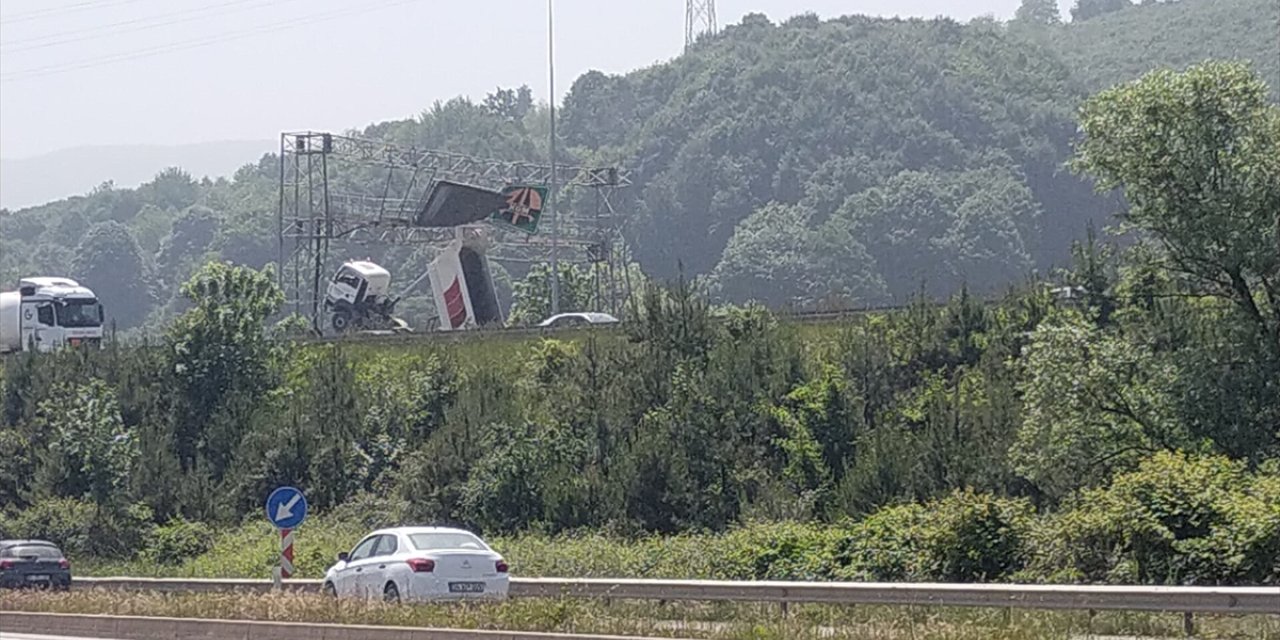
[[1074, 61, 1280, 358], [301, 346, 362, 510], [508, 262, 598, 326], [826, 168, 1040, 299], [72, 221, 155, 328], [156, 206, 219, 284], [1015, 0, 1062, 25], [1062, 223, 1118, 326], [708, 202, 887, 309], [1071, 0, 1131, 21], [482, 86, 534, 122], [1012, 311, 1188, 500], [166, 262, 283, 481], [144, 167, 200, 210], [0, 428, 33, 509], [34, 380, 138, 510]]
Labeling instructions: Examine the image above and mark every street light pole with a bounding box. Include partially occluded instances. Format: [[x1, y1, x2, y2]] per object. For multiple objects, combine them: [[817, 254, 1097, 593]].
[[547, 0, 561, 315]]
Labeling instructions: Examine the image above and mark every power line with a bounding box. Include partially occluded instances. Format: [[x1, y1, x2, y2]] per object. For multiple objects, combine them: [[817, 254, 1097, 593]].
[[2, 0, 302, 53], [0, 0, 151, 26], [0, 0, 421, 83]]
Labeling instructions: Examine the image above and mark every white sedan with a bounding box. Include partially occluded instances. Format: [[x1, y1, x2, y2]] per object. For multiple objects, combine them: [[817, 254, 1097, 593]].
[[537, 312, 620, 328], [323, 527, 509, 603]]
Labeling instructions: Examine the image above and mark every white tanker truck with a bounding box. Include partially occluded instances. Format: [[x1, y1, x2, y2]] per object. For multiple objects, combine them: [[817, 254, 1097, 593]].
[[0, 277, 105, 354]]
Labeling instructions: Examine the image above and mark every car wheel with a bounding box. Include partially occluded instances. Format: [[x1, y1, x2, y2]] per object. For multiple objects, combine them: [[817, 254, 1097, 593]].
[[323, 582, 337, 599], [383, 581, 400, 604]]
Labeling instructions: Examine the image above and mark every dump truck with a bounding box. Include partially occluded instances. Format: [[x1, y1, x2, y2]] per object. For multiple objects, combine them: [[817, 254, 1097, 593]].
[[322, 239, 503, 335]]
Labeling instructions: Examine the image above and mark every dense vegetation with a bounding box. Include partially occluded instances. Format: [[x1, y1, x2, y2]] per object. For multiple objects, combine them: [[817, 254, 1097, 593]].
[[1046, 0, 1280, 96], [4, 57, 1280, 583], [2, 0, 1275, 330], [1, 1, 1278, 588]]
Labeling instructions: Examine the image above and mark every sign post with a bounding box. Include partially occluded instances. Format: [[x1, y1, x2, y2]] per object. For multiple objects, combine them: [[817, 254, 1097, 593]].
[[265, 486, 307, 589]]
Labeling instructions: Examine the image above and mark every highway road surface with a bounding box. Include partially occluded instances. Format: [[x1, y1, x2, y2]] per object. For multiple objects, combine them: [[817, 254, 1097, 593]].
[[0, 630, 1179, 640], [1, 635, 123, 640]]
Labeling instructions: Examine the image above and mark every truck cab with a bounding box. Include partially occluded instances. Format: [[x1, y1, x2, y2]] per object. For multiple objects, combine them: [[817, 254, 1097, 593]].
[[0, 278, 104, 354], [323, 261, 398, 333]]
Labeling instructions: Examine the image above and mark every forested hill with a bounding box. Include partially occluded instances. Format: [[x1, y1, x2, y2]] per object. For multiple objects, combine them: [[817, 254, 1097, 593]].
[[566, 13, 1088, 305], [1047, 0, 1280, 96], [1, 0, 1276, 330]]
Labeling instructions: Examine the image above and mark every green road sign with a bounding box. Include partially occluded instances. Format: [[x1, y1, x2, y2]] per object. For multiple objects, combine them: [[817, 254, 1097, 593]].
[[490, 185, 547, 234]]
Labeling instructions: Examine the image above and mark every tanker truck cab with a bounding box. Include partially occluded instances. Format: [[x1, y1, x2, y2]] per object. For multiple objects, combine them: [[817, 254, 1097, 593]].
[[1, 278, 104, 354]]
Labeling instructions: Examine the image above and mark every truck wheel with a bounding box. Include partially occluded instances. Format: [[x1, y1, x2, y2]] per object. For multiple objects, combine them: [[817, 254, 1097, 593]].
[[331, 310, 352, 333]]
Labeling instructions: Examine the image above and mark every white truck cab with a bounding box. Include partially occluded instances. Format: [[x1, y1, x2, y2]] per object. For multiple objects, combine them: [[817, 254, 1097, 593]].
[[0, 277, 105, 354]]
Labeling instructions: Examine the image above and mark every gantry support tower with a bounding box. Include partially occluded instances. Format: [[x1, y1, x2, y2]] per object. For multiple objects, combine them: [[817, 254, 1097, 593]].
[[685, 0, 717, 50], [277, 131, 631, 329]]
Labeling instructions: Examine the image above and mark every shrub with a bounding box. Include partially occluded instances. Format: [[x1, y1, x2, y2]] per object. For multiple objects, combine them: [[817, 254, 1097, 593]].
[[324, 492, 411, 531], [145, 518, 215, 566], [1178, 463, 1280, 584], [829, 502, 931, 581], [716, 521, 838, 580], [1027, 451, 1273, 585], [6, 498, 153, 559], [924, 489, 1033, 582], [829, 490, 1033, 583]]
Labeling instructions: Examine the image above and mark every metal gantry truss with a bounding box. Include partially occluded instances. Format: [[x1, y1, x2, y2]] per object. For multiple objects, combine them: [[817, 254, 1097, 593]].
[[277, 131, 632, 328], [685, 0, 717, 50]]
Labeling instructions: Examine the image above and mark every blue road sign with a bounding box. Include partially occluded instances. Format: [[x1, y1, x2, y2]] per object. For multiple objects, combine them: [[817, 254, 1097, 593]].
[[265, 486, 307, 529]]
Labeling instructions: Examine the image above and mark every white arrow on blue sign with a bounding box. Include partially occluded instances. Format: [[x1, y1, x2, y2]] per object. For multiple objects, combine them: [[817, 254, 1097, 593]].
[[265, 486, 307, 529]]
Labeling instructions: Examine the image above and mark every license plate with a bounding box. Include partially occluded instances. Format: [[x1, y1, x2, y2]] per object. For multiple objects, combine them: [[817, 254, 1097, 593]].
[[448, 582, 485, 593], [26, 575, 50, 581]]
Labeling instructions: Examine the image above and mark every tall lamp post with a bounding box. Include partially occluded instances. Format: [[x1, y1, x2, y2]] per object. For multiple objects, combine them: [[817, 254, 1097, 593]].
[[547, 0, 561, 315]]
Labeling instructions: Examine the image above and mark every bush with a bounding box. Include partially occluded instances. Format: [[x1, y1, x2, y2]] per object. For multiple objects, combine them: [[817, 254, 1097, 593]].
[[829, 502, 931, 581], [715, 521, 838, 580], [324, 492, 412, 531], [1177, 462, 1280, 585], [829, 490, 1033, 583], [6, 498, 153, 559], [1027, 452, 1276, 585], [145, 518, 215, 566], [924, 489, 1033, 582]]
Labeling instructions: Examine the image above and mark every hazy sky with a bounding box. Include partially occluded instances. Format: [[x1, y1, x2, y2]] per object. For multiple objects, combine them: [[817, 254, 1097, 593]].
[[0, 0, 1074, 159]]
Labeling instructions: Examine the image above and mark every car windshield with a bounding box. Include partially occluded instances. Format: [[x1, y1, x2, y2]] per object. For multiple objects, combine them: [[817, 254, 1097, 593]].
[[0, 545, 61, 559], [408, 532, 488, 551], [56, 300, 102, 328]]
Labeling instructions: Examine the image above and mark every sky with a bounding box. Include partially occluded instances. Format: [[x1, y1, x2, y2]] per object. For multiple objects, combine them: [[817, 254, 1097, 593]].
[[0, 0, 1074, 160]]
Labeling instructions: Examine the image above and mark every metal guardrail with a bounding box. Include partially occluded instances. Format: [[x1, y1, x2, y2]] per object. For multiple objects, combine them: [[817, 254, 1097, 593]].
[[283, 300, 960, 347], [72, 577, 1280, 615]]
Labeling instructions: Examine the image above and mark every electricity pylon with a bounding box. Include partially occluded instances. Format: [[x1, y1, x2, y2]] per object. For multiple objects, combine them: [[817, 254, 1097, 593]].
[[685, 0, 717, 50]]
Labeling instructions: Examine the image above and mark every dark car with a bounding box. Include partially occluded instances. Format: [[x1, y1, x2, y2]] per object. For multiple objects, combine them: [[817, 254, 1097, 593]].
[[0, 539, 71, 590]]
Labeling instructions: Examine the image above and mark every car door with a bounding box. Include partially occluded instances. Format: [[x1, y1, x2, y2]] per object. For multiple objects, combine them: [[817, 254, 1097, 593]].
[[335, 536, 379, 597], [359, 534, 401, 596]]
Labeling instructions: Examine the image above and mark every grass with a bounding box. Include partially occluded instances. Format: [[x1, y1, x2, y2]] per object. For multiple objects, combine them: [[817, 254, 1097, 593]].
[[77, 519, 844, 581], [4, 590, 1277, 640]]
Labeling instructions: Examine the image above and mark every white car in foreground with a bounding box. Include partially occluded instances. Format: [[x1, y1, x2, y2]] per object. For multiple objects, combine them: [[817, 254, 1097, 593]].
[[323, 527, 509, 603]]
